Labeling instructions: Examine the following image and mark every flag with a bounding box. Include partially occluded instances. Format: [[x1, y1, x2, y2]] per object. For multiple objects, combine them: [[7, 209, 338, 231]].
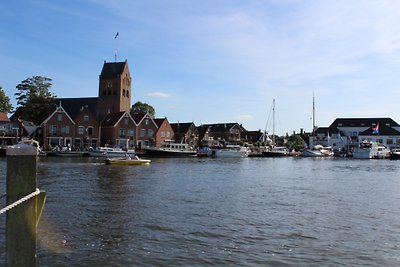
[[372, 123, 379, 135], [114, 32, 119, 39]]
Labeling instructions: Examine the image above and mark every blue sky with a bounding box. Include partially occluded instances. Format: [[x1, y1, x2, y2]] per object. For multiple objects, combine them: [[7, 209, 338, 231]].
[[1, 0, 400, 135]]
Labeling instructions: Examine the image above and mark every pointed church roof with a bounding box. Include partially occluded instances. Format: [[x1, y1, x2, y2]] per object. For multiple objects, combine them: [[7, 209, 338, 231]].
[[100, 61, 128, 79]]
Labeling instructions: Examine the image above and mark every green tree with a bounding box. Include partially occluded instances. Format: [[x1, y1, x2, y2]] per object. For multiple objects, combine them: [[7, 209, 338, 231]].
[[14, 76, 56, 124], [0, 86, 13, 113], [286, 133, 304, 149], [131, 101, 156, 117]]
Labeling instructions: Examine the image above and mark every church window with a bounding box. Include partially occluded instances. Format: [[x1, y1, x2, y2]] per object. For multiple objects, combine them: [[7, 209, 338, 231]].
[[122, 89, 126, 96], [126, 90, 129, 97], [113, 89, 116, 95]]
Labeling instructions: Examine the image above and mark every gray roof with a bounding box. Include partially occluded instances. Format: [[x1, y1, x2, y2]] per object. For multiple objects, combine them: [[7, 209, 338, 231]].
[[329, 118, 400, 128]]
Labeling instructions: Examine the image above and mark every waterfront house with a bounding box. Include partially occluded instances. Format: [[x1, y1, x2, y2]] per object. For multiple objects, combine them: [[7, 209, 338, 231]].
[[100, 111, 136, 148], [306, 118, 400, 151], [170, 122, 198, 148], [131, 112, 158, 148], [40, 103, 76, 149], [358, 124, 400, 149], [242, 130, 264, 144], [0, 112, 15, 147], [198, 123, 246, 146], [329, 117, 400, 150], [154, 118, 175, 147]]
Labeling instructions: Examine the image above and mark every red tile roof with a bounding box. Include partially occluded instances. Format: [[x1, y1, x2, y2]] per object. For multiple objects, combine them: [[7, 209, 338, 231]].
[[0, 112, 10, 122]]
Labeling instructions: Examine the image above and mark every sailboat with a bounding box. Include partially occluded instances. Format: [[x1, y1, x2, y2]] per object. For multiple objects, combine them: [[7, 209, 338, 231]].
[[301, 94, 333, 157], [261, 99, 289, 157]]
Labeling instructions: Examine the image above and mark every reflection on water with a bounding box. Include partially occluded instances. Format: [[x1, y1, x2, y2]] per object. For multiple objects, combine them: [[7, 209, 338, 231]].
[[1, 157, 400, 266]]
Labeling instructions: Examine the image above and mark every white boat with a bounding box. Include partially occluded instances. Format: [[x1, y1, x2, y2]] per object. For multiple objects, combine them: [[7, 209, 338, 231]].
[[89, 147, 135, 157], [104, 156, 151, 165], [143, 141, 196, 157], [389, 148, 400, 160], [353, 141, 390, 159], [213, 145, 249, 158], [262, 146, 289, 157], [301, 145, 334, 157]]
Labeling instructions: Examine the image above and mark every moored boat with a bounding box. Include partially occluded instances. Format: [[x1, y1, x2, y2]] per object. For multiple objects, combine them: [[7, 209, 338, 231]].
[[89, 147, 135, 157], [262, 147, 289, 157], [301, 145, 334, 157], [353, 141, 390, 159], [196, 146, 214, 157], [213, 145, 249, 158], [144, 141, 196, 157], [104, 156, 151, 165], [389, 148, 400, 160]]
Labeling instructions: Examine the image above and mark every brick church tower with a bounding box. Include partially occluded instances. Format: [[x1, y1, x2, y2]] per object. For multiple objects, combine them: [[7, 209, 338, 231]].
[[97, 60, 131, 120]]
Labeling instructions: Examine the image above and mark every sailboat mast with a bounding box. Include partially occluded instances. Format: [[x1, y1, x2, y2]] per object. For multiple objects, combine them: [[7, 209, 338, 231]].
[[312, 93, 315, 131], [272, 98, 275, 145]]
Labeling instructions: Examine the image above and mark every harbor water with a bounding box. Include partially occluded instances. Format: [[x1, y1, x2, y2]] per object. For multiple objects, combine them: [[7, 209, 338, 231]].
[[1, 156, 400, 266]]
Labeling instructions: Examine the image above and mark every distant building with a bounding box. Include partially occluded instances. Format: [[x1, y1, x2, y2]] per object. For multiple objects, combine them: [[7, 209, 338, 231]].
[[170, 122, 198, 147], [36, 60, 132, 150], [197, 123, 246, 146], [154, 118, 175, 147], [0, 112, 15, 147], [131, 112, 158, 148], [306, 117, 400, 150]]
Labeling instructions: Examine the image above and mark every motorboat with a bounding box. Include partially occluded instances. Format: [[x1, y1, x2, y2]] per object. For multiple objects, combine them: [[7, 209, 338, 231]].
[[89, 147, 135, 157], [196, 146, 213, 157], [262, 146, 289, 157], [353, 141, 390, 159], [104, 156, 151, 165], [213, 145, 249, 158], [301, 145, 334, 157], [143, 141, 196, 157], [389, 148, 400, 160]]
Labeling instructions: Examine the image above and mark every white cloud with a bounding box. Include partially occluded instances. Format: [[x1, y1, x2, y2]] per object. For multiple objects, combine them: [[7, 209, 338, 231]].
[[147, 92, 171, 98]]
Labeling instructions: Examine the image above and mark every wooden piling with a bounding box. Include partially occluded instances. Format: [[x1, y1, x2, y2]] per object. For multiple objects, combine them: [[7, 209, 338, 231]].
[[6, 144, 38, 267]]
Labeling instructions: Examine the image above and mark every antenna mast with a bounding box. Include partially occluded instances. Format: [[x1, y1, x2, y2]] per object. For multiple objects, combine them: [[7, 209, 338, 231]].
[[114, 32, 119, 62]]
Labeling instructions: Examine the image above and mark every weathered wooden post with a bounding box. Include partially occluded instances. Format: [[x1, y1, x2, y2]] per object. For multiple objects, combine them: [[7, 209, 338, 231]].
[[6, 144, 38, 267]]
